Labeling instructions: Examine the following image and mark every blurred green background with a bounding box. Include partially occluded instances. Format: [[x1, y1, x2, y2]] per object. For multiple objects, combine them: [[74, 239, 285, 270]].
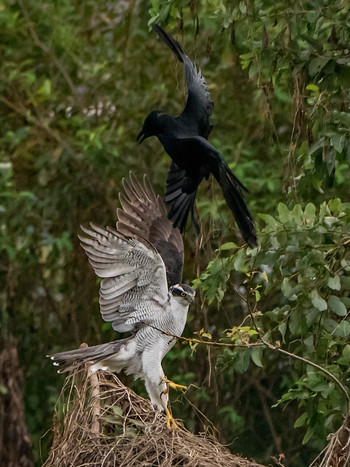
[[1, 0, 350, 465]]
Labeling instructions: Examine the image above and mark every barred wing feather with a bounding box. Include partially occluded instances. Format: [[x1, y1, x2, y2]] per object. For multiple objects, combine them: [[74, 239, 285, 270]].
[[79, 223, 169, 333], [116, 172, 184, 287]]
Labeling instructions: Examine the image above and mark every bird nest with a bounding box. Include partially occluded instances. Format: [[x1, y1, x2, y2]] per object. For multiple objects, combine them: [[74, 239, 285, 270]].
[[44, 368, 265, 467]]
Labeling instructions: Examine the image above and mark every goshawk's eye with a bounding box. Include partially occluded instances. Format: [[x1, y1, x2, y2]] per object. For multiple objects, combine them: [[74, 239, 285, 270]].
[[181, 292, 186, 297]]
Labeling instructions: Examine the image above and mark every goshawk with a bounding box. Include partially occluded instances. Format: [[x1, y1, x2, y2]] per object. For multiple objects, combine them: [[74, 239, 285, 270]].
[[49, 173, 195, 425]]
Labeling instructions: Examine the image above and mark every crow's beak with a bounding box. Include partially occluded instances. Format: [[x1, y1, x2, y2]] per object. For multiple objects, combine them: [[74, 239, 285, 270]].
[[137, 129, 147, 144]]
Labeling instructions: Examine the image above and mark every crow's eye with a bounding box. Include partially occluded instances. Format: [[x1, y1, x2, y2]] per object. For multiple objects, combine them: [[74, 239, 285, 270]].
[[181, 292, 185, 297]]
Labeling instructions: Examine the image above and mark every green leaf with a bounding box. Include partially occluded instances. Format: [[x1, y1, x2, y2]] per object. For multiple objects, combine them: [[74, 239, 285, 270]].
[[343, 345, 350, 361], [258, 213, 281, 229], [324, 216, 339, 227], [294, 412, 308, 428], [338, 345, 350, 365], [308, 57, 329, 77], [328, 198, 343, 215], [326, 148, 336, 175], [102, 322, 112, 331], [334, 320, 350, 337], [217, 288, 225, 302], [218, 242, 239, 251], [302, 426, 314, 445], [277, 203, 290, 223], [328, 295, 347, 316], [310, 290, 327, 311], [234, 248, 247, 272], [37, 79, 51, 97], [331, 133, 345, 153], [327, 275, 341, 291], [308, 138, 324, 156], [341, 277, 350, 290], [304, 203, 316, 225], [251, 347, 263, 368], [110, 405, 123, 417], [278, 322, 287, 343], [22, 71, 36, 84], [306, 84, 319, 94], [324, 414, 335, 427], [234, 349, 251, 374], [292, 205, 304, 226], [306, 82, 319, 95], [281, 278, 292, 299]]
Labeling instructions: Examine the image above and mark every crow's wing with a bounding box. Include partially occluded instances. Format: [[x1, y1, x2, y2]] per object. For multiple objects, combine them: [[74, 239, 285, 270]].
[[116, 172, 184, 287], [165, 161, 202, 234], [175, 136, 257, 248], [79, 223, 169, 333], [152, 23, 213, 139]]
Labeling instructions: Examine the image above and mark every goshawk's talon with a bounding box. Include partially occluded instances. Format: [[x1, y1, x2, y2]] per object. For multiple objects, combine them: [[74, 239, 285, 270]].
[[161, 376, 187, 391], [165, 406, 181, 431]]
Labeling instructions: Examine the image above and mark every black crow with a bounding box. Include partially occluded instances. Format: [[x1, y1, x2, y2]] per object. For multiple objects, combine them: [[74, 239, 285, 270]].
[[137, 24, 257, 248]]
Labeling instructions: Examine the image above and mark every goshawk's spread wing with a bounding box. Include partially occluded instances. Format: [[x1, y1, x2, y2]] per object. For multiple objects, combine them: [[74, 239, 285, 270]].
[[79, 223, 169, 333], [152, 23, 213, 139], [116, 171, 184, 287]]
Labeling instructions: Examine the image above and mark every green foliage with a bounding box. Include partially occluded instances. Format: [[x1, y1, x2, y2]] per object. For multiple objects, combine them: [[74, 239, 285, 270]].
[[196, 199, 350, 450]]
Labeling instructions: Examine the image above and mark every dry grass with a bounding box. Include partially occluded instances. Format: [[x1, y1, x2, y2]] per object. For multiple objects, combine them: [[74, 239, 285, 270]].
[[44, 368, 266, 466]]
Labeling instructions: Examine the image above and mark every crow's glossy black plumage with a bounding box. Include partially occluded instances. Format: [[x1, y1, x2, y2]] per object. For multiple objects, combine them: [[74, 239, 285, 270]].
[[138, 24, 257, 248]]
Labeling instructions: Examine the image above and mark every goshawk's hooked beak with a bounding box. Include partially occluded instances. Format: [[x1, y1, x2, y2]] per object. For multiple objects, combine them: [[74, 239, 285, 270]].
[[187, 294, 196, 304], [137, 129, 147, 144]]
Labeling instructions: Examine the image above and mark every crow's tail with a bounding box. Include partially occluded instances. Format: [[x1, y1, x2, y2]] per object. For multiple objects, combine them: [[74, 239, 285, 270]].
[[152, 23, 184, 63], [215, 163, 257, 248], [48, 338, 129, 373]]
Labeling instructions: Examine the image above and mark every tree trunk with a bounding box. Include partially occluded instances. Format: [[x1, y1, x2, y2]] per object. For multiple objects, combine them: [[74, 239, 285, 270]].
[[0, 336, 34, 467]]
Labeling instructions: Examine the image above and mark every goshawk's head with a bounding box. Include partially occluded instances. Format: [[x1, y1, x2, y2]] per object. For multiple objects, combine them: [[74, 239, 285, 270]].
[[169, 283, 195, 305]]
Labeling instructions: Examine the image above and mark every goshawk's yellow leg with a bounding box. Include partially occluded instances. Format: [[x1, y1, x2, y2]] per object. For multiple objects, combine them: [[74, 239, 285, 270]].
[[160, 376, 185, 430], [164, 406, 181, 430], [161, 376, 187, 431], [161, 376, 187, 394]]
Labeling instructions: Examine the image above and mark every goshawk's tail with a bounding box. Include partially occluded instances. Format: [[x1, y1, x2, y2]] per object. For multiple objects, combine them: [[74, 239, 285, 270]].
[[48, 338, 129, 373]]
